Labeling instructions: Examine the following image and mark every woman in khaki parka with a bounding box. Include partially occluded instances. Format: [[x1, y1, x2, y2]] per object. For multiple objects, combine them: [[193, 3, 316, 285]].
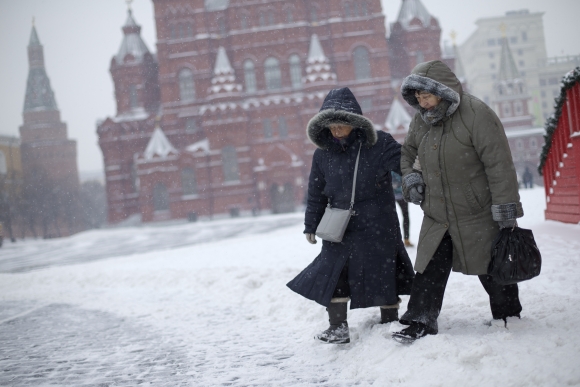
[[392, 60, 524, 343]]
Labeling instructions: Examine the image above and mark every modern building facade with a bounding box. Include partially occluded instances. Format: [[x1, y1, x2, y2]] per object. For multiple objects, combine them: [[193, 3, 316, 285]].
[[459, 9, 580, 127]]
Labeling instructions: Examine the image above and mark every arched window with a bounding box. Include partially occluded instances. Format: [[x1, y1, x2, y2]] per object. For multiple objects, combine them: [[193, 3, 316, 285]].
[[217, 17, 227, 35], [416, 50, 424, 64], [178, 68, 195, 102], [153, 183, 169, 211], [240, 12, 250, 29], [289, 54, 302, 89], [0, 150, 6, 175], [353, 46, 371, 80], [268, 10, 275, 25], [264, 57, 282, 90], [514, 101, 523, 115], [177, 23, 184, 38], [344, 3, 351, 17], [310, 7, 318, 22], [360, 2, 368, 16], [259, 11, 266, 26], [186, 23, 193, 37], [278, 117, 288, 138], [181, 167, 197, 195], [530, 138, 538, 149], [502, 103, 512, 117], [243, 60, 257, 93], [170, 24, 176, 39], [222, 146, 240, 182], [263, 118, 273, 138], [129, 84, 138, 108], [285, 8, 294, 23]]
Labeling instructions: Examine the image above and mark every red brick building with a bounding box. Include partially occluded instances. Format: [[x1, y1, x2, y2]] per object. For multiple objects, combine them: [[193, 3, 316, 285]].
[[19, 25, 81, 237], [387, 0, 442, 81], [98, 0, 443, 223]]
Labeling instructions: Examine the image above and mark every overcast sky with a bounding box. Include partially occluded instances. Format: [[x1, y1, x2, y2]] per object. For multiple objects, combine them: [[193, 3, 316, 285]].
[[1, 0, 578, 174]]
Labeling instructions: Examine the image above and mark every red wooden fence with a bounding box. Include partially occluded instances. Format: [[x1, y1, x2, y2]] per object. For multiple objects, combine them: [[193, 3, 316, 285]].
[[543, 81, 580, 223]]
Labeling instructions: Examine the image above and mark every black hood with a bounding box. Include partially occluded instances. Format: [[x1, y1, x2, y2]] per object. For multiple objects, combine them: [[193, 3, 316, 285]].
[[306, 87, 377, 150]]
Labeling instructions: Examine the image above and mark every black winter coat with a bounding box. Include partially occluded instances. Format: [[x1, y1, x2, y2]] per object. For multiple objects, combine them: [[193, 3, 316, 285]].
[[287, 88, 414, 309]]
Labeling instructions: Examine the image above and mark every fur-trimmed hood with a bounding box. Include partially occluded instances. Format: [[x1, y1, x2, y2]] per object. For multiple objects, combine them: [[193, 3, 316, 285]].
[[307, 87, 377, 150], [401, 60, 463, 117]]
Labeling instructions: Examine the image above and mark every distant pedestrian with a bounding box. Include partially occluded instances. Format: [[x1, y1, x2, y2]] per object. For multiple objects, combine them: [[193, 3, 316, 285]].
[[392, 60, 524, 344], [391, 171, 414, 247], [287, 87, 414, 344], [523, 167, 534, 188]]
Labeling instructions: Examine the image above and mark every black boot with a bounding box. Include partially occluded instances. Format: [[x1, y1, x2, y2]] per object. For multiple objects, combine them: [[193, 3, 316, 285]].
[[315, 301, 350, 344], [392, 322, 436, 344], [380, 308, 398, 324]]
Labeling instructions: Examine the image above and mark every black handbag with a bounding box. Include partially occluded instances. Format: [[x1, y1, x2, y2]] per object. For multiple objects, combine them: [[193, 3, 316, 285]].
[[488, 226, 542, 285]]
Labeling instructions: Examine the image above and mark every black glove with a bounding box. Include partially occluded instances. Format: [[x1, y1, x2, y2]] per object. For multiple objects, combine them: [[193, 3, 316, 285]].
[[402, 172, 425, 205]]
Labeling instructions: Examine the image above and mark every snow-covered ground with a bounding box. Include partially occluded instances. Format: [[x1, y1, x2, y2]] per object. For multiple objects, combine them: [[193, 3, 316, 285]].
[[1, 186, 579, 386]]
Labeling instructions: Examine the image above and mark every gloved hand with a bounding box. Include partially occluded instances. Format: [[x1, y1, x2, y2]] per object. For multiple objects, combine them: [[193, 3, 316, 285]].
[[498, 219, 517, 229], [402, 172, 425, 205], [305, 233, 317, 244]]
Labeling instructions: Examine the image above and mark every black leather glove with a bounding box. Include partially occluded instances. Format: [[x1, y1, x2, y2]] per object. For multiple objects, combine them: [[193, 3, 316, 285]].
[[402, 172, 425, 205]]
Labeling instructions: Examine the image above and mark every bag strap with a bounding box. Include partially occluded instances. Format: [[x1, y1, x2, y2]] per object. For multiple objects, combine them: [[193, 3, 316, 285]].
[[350, 143, 362, 210]]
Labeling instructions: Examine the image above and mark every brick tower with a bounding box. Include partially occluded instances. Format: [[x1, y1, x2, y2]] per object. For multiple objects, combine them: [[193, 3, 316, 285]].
[[19, 23, 81, 237], [388, 0, 442, 80]]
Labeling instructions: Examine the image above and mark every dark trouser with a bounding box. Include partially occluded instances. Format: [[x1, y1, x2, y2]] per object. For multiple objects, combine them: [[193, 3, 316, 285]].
[[396, 199, 410, 240], [400, 232, 522, 333], [332, 260, 350, 298]]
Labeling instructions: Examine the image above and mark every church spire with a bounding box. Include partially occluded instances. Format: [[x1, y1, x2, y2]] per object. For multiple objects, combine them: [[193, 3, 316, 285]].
[[115, 8, 151, 65], [23, 23, 57, 112], [498, 36, 521, 81], [396, 0, 433, 30]]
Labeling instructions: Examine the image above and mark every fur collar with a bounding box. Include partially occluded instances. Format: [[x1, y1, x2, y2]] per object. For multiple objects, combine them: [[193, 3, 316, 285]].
[[306, 109, 378, 150]]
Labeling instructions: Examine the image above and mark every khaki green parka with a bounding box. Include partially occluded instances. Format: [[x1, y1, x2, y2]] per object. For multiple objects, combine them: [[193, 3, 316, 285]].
[[400, 60, 523, 275]]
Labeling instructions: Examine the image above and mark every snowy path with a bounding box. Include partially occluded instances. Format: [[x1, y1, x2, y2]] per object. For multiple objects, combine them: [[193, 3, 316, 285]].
[[1, 187, 579, 386]]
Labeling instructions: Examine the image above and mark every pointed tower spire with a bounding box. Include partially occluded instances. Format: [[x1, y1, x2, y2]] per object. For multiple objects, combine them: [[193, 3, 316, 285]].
[[115, 8, 151, 64], [304, 34, 337, 86], [385, 97, 412, 133], [498, 37, 521, 81], [208, 46, 242, 97], [23, 24, 57, 112], [396, 0, 433, 30]]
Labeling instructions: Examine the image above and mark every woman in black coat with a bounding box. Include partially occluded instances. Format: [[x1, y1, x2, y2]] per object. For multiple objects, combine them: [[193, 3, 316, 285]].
[[287, 88, 414, 344]]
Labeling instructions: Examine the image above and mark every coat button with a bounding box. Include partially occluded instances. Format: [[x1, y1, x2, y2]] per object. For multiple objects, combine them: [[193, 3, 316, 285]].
[[444, 223, 448, 228], [432, 144, 438, 150]]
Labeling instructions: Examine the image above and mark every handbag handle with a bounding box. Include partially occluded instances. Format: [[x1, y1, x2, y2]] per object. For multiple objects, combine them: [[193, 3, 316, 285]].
[[350, 143, 362, 211]]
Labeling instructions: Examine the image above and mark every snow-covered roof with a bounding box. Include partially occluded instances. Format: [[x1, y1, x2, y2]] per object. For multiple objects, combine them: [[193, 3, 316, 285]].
[[205, 0, 229, 11], [214, 46, 233, 75], [396, 0, 433, 30], [307, 34, 327, 64], [143, 126, 177, 160], [385, 98, 412, 132], [115, 10, 151, 64], [186, 138, 210, 153]]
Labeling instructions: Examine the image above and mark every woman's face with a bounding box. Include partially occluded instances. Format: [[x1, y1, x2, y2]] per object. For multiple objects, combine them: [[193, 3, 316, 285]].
[[415, 91, 441, 111], [329, 123, 354, 140]]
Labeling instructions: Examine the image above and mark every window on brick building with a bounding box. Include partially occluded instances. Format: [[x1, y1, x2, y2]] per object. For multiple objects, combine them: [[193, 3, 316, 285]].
[[264, 57, 282, 90], [416, 50, 424, 65], [259, 11, 266, 26], [285, 8, 294, 23], [178, 69, 195, 102], [240, 12, 250, 29], [222, 146, 240, 182], [153, 183, 169, 211], [218, 17, 227, 35], [186, 23, 193, 37], [360, 2, 369, 16], [0, 151, 6, 175], [129, 84, 138, 108], [185, 118, 198, 133], [177, 23, 184, 39], [516, 139, 524, 151], [310, 6, 318, 22], [181, 167, 197, 195], [344, 3, 352, 17], [289, 54, 302, 89], [268, 10, 275, 25], [530, 138, 538, 149], [170, 24, 176, 39], [353, 46, 371, 80], [278, 117, 288, 138], [263, 118, 273, 138], [243, 60, 257, 93]]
